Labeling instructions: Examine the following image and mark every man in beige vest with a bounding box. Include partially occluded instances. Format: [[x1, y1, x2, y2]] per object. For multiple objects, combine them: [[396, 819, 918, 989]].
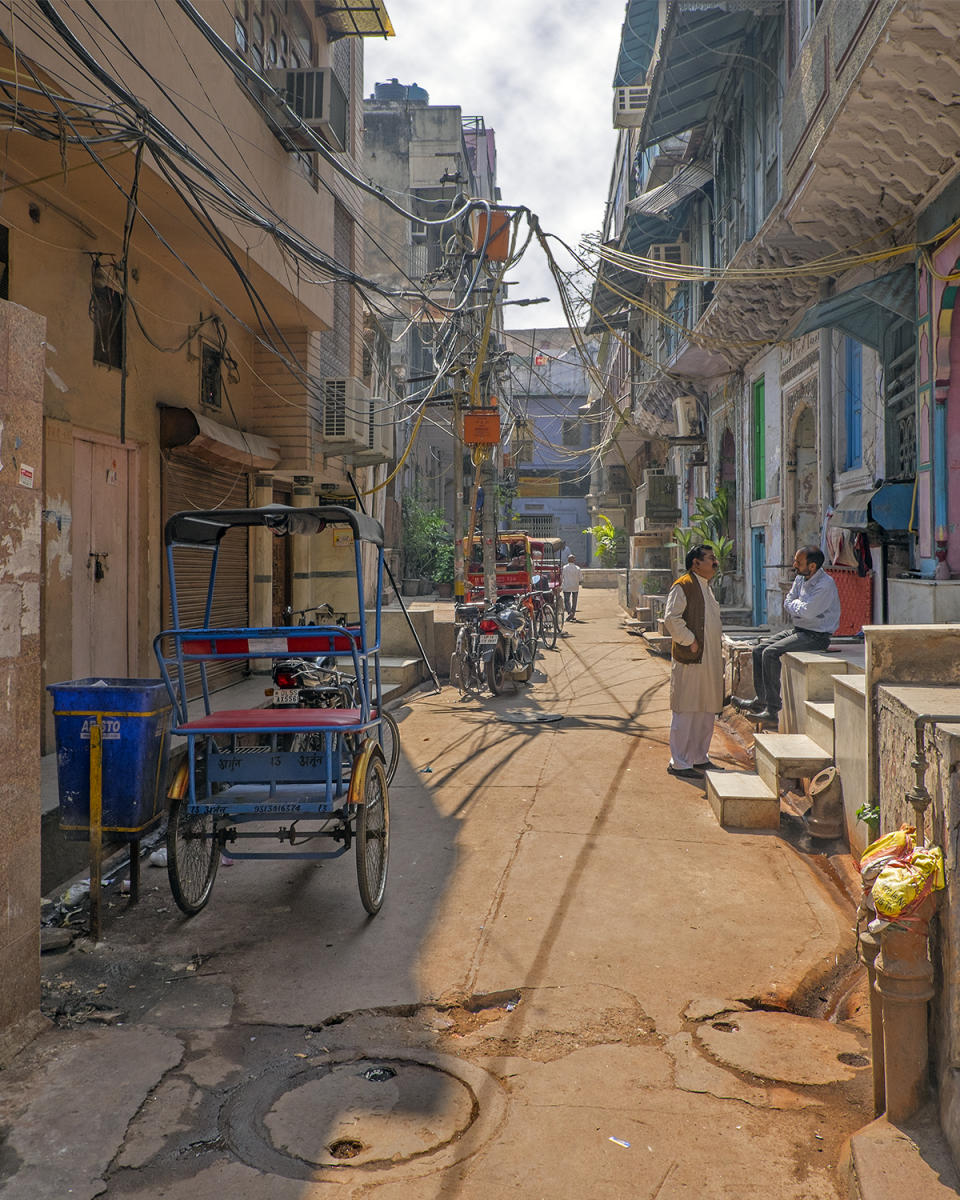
[[662, 544, 723, 779]]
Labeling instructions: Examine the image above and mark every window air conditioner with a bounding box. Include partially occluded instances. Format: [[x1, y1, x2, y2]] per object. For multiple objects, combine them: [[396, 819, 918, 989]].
[[321, 378, 369, 451], [266, 68, 348, 152], [673, 395, 701, 437], [647, 242, 689, 266], [351, 397, 396, 465], [613, 85, 649, 129]]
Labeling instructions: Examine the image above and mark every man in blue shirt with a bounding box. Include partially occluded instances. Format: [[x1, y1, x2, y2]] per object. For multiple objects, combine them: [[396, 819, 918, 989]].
[[734, 545, 842, 724]]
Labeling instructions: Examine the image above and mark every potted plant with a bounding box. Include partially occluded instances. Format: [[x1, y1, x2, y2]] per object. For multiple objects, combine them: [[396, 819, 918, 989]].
[[431, 542, 455, 598], [401, 496, 437, 594]]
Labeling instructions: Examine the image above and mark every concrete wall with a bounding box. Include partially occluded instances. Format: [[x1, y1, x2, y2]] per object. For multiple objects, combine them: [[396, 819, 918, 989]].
[[888, 579, 960, 625], [875, 683, 960, 1167], [0, 302, 46, 1061]]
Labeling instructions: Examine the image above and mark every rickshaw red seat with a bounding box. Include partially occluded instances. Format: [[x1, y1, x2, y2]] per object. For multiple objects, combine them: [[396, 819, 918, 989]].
[[177, 707, 364, 732]]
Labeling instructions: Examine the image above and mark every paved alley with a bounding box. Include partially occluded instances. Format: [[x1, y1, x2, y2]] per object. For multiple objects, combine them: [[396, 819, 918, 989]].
[[0, 588, 871, 1199]]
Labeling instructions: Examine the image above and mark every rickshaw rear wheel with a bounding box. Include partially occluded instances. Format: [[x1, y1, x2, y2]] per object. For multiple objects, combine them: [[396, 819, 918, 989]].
[[378, 709, 401, 783], [167, 788, 219, 915], [355, 751, 390, 915]]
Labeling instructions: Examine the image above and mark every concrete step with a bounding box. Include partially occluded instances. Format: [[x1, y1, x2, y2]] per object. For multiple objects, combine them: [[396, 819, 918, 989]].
[[705, 770, 780, 829], [657, 617, 667, 635], [754, 733, 833, 794], [804, 700, 836, 756], [643, 633, 672, 657], [634, 605, 653, 623]]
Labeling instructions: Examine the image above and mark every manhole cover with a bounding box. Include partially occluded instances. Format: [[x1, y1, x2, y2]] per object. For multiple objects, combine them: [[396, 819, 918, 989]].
[[696, 1011, 867, 1085], [221, 1050, 499, 1181], [495, 710, 562, 724]]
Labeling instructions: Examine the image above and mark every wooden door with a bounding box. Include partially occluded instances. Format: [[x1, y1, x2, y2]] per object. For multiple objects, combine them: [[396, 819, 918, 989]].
[[72, 435, 137, 678]]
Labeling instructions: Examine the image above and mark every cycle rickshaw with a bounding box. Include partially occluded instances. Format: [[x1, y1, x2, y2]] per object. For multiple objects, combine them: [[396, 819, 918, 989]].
[[154, 505, 390, 917]]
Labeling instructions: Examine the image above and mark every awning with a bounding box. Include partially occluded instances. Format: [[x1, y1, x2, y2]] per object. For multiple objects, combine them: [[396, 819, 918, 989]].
[[315, 1, 394, 39], [159, 405, 280, 471], [613, 0, 660, 87], [789, 265, 915, 350], [644, 5, 758, 144], [627, 163, 712, 216], [833, 481, 914, 531]]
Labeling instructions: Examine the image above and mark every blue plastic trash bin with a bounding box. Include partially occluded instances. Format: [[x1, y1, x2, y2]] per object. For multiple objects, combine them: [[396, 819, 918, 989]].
[[47, 678, 172, 839]]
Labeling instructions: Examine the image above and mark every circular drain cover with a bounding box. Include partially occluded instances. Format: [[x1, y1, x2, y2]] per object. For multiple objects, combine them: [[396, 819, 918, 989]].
[[495, 710, 562, 724], [696, 1011, 868, 1086], [222, 1052, 490, 1179], [267, 1059, 474, 1166]]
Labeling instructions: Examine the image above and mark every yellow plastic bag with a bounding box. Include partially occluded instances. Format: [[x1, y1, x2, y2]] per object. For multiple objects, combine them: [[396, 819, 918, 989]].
[[871, 845, 944, 919]]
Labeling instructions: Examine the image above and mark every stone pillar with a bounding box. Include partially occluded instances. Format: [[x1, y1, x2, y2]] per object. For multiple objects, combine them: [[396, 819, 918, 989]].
[[0, 301, 46, 1062], [874, 893, 937, 1122], [291, 476, 313, 614]]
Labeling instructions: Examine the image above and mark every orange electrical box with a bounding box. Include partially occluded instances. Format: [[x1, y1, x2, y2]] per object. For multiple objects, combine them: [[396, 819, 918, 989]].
[[463, 409, 501, 444], [471, 208, 512, 261]]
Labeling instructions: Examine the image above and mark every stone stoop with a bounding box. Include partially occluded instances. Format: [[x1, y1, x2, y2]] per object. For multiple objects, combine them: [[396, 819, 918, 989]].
[[633, 605, 653, 627], [705, 770, 780, 829], [804, 700, 836, 756], [754, 733, 833, 795], [844, 1109, 960, 1199], [642, 633, 672, 657]]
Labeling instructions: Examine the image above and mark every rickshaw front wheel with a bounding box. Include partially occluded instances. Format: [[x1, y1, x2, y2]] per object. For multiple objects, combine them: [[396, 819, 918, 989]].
[[354, 750, 390, 915], [167, 788, 219, 916]]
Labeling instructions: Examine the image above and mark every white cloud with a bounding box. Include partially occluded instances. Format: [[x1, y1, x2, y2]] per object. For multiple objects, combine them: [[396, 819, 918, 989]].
[[363, 1, 625, 328]]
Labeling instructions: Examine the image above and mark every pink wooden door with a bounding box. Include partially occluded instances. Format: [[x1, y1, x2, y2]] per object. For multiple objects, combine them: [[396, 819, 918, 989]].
[[72, 436, 136, 678]]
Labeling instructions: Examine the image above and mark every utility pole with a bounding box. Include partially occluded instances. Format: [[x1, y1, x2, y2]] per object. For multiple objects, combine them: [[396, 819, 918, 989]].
[[481, 448, 497, 605], [452, 388, 465, 602]]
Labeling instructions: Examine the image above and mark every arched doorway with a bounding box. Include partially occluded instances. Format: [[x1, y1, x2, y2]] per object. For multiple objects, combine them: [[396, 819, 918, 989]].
[[790, 406, 819, 549]]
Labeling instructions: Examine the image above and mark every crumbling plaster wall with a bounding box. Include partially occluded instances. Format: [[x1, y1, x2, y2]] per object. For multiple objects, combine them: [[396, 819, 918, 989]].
[[0, 300, 46, 1062]]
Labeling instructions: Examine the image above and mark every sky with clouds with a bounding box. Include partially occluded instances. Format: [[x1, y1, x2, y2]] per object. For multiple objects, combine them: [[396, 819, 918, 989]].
[[363, 1, 627, 331]]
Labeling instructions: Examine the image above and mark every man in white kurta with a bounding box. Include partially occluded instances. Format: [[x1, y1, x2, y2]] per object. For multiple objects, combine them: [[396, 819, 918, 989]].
[[662, 545, 723, 778]]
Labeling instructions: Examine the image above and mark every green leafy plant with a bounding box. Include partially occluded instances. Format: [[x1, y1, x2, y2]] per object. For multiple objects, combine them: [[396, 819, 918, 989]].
[[856, 802, 880, 829], [583, 514, 625, 567], [402, 496, 448, 579], [430, 540, 456, 586]]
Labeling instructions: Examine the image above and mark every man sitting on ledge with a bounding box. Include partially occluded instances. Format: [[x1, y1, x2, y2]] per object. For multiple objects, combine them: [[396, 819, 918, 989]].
[[734, 545, 841, 724]]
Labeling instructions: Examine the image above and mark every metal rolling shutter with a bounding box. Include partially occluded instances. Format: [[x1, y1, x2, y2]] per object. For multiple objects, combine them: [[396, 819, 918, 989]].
[[162, 455, 250, 697]]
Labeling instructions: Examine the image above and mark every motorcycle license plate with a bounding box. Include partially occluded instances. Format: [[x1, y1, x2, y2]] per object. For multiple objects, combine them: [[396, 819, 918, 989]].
[[478, 635, 499, 646], [274, 688, 301, 704]]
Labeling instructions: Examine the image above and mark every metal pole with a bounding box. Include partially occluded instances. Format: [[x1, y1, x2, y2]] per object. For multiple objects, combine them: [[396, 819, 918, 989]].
[[453, 392, 465, 601], [346, 472, 441, 694], [89, 718, 103, 942]]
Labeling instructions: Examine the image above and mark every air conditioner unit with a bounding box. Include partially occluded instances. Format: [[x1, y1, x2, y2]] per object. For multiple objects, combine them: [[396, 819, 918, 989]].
[[266, 68, 348, 152], [647, 241, 689, 267], [613, 84, 650, 128], [673, 395, 701, 437], [351, 398, 396, 465], [321, 378, 368, 451]]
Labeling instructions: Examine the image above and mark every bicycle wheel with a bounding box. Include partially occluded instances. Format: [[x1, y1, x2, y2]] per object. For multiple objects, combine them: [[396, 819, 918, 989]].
[[539, 603, 558, 649], [355, 753, 390, 915], [167, 787, 219, 916], [517, 617, 536, 667], [377, 709, 400, 783], [486, 647, 507, 694]]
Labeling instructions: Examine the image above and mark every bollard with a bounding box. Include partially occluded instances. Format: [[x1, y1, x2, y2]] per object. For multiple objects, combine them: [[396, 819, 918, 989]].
[[857, 925, 884, 1116], [874, 892, 937, 1123]]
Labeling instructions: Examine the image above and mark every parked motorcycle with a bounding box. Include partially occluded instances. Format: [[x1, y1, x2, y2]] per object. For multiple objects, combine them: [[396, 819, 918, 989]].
[[269, 656, 399, 783]]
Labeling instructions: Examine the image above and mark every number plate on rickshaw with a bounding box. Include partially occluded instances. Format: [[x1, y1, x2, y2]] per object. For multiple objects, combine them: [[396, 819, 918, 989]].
[[478, 635, 499, 646], [274, 689, 301, 704]]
